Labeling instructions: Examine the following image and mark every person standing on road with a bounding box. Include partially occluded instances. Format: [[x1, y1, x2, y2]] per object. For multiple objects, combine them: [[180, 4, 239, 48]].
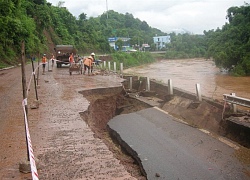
[[83, 56, 93, 75], [69, 53, 74, 66], [90, 52, 95, 73], [51, 53, 55, 70], [42, 54, 47, 75]]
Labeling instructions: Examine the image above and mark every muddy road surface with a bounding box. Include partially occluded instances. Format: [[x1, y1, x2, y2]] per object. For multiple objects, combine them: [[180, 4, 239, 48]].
[[0, 64, 144, 180]]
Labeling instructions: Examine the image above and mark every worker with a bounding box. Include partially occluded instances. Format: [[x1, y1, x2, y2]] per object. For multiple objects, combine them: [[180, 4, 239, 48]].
[[90, 52, 95, 73], [51, 53, 55, 69], [42, 54, 47, 74], [69, 53, 74, 66], [83, 56, 93, 75]]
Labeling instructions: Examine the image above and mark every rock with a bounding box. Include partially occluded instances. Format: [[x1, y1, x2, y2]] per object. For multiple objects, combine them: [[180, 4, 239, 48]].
[[19, 160, 31, 174], [155, 172, 160, 177]]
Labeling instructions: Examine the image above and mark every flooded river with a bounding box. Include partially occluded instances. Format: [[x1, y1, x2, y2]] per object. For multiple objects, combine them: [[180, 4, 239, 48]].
[[124, 58, 250, 101]]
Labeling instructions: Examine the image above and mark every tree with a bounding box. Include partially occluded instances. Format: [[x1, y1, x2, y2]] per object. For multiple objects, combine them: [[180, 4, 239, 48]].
[[0, 2, 168, 66], [206, 3, 250, 75], [79, 13, 87, 21], [140, 21, 150, 31], [116, 39, 123, 51]]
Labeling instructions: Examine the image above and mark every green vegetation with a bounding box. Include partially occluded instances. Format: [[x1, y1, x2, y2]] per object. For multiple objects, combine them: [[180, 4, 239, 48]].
[[161, 3, 250, 76], [111, 51, 155, 69], [204, 3, 250, 76], [0, 1, 249, 76], [151, 53, 165, 60], [0, 0, 164, 67], [165, 33, 206, 59]]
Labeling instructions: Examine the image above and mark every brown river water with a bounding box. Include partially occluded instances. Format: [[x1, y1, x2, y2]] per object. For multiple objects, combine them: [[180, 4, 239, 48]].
[[123, 58, 250, 102]]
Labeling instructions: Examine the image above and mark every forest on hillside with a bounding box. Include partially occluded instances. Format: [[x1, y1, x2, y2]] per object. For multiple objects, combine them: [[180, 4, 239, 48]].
[[0, 0, 165, 63], [204, 3, 250, 76], [0, 1, 249, 76]]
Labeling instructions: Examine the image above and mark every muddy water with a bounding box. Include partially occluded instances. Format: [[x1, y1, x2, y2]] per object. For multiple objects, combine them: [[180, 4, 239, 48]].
[[124, 59, 250, 101]]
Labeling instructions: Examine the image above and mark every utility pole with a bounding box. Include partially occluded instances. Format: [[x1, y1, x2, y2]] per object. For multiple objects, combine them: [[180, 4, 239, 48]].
[[37, 53, 40, 86], [106, 0, 108, 19], [31, 58, 38, 101], [20, 41, 30, 161]]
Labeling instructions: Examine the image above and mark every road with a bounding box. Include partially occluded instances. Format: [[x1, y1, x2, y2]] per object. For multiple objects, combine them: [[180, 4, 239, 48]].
[[0, 64, 139, 180], [108, 107, 250, 179]]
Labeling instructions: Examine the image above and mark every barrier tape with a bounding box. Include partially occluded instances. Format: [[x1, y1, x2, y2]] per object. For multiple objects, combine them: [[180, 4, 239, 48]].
[[27, 62, 43, 96], [24, 58, 64, 179], [22, 99, 39, 180], [27, 59, 58, 96], [23, 60, 43, 179]]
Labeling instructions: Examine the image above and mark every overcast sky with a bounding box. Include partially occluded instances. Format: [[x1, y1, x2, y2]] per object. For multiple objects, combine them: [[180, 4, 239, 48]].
[[47, 0, 246, 34]]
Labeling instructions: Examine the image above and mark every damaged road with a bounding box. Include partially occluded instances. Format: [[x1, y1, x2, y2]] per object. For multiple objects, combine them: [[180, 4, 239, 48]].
[[77, 76, 250, 180], [108, 107, 249, 179], [1, 63, 249, 180]]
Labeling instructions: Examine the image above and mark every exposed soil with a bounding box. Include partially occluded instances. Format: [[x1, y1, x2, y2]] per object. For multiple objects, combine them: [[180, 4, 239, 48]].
[[79, 89, 151, 180], [79, 86, 250, 178]]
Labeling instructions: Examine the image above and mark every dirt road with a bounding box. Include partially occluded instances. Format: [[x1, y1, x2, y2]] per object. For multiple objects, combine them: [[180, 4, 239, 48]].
[[0, 64, 142, 179]]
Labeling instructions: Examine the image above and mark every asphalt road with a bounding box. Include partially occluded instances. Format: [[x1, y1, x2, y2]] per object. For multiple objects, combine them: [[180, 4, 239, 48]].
[[108, 107, 249, 180]]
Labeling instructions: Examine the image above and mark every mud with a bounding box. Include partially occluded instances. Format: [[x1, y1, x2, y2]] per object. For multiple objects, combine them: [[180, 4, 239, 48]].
[[78, 89, 148, 180], [0, 60, 249, 180], [79, 88, 150, 180], [0, 64, 142, 180]]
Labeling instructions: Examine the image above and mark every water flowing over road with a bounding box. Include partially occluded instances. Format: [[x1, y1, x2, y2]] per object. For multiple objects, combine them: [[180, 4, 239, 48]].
[[124, 58, 250, 101]]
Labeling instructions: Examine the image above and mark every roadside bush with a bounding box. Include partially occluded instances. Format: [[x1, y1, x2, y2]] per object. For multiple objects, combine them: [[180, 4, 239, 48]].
[[233, 64, 246, 76], [111, 51, 155, 69], [165, 50, 190, 59], [242, 54, 250, 75]]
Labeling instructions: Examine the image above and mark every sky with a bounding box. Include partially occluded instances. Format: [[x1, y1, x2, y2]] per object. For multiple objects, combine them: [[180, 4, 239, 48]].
[[47, 0, 246, 34]]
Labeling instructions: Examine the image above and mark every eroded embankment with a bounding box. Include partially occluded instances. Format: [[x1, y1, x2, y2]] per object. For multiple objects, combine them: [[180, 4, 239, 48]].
[[79, 87, 150, 180], [79, 79, 250, 177]]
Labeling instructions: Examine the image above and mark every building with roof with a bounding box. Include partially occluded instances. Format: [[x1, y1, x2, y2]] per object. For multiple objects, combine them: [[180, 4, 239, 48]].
[[153, 35, 171, 50]]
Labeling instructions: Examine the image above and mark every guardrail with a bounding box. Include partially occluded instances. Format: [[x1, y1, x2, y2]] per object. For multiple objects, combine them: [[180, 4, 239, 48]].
[[223, 94, 250, 107], [223, 93, 250, 113]]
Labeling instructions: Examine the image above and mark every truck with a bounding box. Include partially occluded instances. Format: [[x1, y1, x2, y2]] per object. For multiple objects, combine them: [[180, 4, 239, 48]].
[[54, 45, 77, 68]]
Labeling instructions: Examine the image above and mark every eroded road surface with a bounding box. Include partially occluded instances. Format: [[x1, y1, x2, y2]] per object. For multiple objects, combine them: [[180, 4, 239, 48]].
[[0, 64, 138, 180], [108, 107, 250, 179], [1, 61, 249, 180]]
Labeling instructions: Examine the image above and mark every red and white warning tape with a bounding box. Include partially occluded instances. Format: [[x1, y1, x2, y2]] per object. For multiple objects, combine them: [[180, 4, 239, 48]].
[[27, 63, 42, 96], [22, 60, 50, 179], [23, 58, 64, 179], [27, 59, 59, 96], [22, 98, 39, 180]]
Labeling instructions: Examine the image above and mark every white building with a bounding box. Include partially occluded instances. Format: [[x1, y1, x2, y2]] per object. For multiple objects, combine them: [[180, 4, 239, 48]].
[[153, 35, 171, 50]]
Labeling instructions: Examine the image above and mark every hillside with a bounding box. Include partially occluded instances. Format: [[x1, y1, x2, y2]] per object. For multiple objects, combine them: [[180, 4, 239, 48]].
[[0, 0, 165, 68], [1, 1, 249, 76]]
